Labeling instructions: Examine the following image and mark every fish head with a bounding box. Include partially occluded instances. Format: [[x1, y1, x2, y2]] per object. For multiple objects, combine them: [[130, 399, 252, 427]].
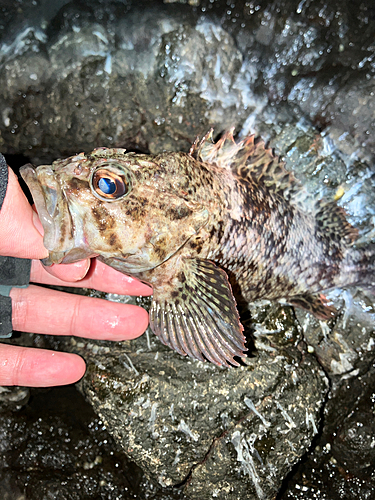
[[20, 148, 209, 273]]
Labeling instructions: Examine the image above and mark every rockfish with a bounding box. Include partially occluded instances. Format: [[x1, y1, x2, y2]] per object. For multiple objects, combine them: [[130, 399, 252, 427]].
[[20, 130, 374, 367]]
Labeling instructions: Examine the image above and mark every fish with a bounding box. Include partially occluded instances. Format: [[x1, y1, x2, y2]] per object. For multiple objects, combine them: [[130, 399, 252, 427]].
[[20, 130, 375, 367]]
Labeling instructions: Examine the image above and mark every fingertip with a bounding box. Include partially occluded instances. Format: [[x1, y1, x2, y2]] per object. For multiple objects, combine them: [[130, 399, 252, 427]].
[[0, 345, 86, 387], [49, 352, 87, 386], [101, 304, 149, 341], [32, 350, 86, 387], [125, 305, 150, 340], [44, 260, 91, 282]]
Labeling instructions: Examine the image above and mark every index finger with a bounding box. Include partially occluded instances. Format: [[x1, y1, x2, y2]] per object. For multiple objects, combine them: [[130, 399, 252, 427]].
[[31, 258, 153, 296]]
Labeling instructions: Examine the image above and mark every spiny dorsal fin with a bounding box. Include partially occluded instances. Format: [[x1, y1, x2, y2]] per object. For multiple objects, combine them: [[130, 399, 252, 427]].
[[190, 128, 297, 200], [190, 129, 359, 246], [315, 200, 359, 246]]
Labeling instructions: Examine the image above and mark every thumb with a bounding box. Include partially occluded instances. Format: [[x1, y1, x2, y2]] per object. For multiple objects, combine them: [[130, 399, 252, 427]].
[[0, 167, 49, 259]]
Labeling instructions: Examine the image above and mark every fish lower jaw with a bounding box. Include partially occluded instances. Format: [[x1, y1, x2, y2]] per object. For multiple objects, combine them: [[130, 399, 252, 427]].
[[41, 252, 67, 266], [42, 249, 99, 265]]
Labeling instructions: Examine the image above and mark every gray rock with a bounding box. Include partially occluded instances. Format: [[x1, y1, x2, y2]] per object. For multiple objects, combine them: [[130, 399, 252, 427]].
[[288, 76, 375, 159], [0, 1, 260, 162], [0, 386, 161, 500], [46, 301, 327, 500], [278, 361, 375, 500], [220, 0, 375, 159], [295, 287, 375, 376]]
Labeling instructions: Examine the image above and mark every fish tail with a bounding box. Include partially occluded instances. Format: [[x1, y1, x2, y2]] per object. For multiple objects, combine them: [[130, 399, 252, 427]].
[[340, 244, 375, 289], [357, 245, 375, 287]]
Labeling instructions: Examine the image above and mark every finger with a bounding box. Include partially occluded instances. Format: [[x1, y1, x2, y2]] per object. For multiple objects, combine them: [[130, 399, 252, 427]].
[[10, 285, 149, 340], [0, 168, 48, 259], [31, 258, 153, 296], [0, 344, 86, 387], [42, 259, 91, 282]]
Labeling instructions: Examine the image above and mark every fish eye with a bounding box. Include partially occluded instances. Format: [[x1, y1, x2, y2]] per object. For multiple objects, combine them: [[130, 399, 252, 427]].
[[90, 165, 131, 201]]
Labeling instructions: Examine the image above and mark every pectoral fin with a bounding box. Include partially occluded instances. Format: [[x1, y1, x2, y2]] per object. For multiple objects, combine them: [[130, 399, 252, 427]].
[[149, 258, 247, 367]]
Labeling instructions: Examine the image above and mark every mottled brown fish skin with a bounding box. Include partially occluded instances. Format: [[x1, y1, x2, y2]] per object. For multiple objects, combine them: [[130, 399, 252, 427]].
[[20, 132, 374, 367], [138, 139, 359, 309]]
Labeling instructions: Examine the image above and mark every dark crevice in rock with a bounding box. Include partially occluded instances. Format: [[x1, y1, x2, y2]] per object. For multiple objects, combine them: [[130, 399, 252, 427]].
[[175, 404, 263, 490], [275, 369, 331, 499]]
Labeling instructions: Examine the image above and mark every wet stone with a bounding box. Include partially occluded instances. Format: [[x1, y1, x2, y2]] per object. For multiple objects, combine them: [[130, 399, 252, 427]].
[[295, 288, 375, 377], [47, 300, 328, 499], [0, 0, 259, 163], [278, 361, 375, 500], [0, 385, 185, 500]]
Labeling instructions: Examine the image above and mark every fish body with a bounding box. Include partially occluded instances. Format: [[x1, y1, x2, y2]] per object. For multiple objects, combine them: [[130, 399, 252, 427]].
[[20, 130, 374, 366]]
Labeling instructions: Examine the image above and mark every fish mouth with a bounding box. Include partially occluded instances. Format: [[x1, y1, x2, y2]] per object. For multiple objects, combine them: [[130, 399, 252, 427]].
[[20, 163, 74, 264]]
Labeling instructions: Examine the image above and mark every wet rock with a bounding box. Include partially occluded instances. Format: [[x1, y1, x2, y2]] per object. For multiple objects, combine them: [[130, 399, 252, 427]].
[[278, 361, 375, 500], [295, 288, 375, 376], [209, 0, 375, 159], [0, 1, 374, 164], [0, 0, 259, 163], [0, 385, 183, 500], [47, 301, 328, 500], [0, 1, 374, 499], [289, 76, 375, 159]]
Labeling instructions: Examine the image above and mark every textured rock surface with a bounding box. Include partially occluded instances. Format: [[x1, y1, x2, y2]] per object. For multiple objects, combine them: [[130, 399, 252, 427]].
[[0, 385, 181, 500], [279, 360, 375, 499], [0, 0, 260, 162], [52, 302, 327, 500]]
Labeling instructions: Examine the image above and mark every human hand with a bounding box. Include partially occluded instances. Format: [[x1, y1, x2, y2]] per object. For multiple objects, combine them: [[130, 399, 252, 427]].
[[0, 166, 152, 387]]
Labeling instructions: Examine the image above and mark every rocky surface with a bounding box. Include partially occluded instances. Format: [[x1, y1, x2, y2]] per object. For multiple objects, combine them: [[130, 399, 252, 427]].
[[0, 0, 260, 162], [0, 0, 374, 499], [278, 359, 375, 500], [48, 301, 327, 500], [0, 384, 181, 500]]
